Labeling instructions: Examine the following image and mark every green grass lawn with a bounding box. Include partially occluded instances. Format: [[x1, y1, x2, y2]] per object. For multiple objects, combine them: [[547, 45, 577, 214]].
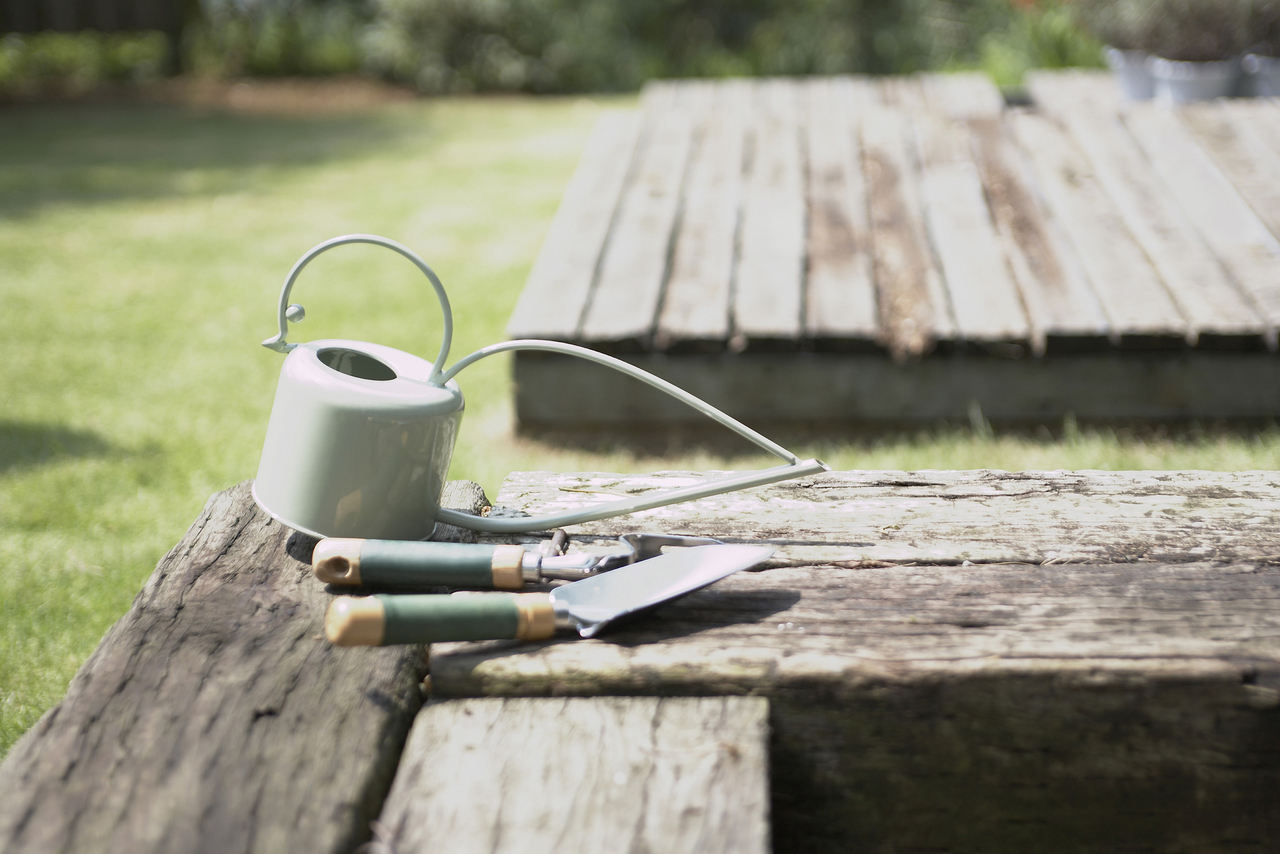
[[3, 90, 1279, 758]]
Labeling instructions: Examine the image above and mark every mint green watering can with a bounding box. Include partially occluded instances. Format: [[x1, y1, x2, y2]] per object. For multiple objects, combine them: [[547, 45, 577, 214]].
[[253, 235, 827, 540]]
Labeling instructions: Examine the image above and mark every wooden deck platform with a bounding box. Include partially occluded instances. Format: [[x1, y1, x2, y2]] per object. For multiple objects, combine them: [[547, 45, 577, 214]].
[[4, 471, 1279, 852], [508, 71, 1280, 426]]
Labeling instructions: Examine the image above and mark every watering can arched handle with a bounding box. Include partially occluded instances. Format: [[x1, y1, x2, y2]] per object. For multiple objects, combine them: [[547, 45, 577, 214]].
[[262, 234, 453, 384], [433, 340, 829, 534]]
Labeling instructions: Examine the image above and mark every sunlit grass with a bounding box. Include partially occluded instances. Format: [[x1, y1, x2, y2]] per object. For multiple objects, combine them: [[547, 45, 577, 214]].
[[2, 92, 1277, 757]]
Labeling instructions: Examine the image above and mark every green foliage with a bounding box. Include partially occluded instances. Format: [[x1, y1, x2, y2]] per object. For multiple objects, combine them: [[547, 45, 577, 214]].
[[360, 0, 1098, 93], [971, 1, 1104, 88], [188, 0, 365, 76], [0, 32, 169, 95]]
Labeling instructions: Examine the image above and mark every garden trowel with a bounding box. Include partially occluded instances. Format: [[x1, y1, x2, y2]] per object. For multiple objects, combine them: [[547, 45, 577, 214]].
[[324, 544, 772, 646], [311, 533, 724, 589]]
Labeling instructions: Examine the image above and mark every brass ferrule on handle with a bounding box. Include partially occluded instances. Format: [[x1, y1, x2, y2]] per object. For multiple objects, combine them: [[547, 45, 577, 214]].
[[490, 545, 526, 590], [514, 593, 556, 640]]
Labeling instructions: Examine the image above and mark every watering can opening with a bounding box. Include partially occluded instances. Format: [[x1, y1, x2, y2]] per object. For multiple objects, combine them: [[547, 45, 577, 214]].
[[318, 347, 398, 382]]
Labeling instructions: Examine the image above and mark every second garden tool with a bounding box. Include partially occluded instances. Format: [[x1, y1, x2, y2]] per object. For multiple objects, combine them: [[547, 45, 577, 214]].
[[311, 533, 724, 589], [324, 543, 772, 646]]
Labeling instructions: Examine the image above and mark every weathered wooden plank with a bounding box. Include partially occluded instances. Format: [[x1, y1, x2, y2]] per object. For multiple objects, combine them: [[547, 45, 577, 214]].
[[506, 110, 641, 341], [802, 76, 878, 349], [1181, 98, 1280, 251], [1029, 73, 1265, 350], [1123, 101, 1280, 338], [490, 469, 1280, 567], [910, 92, 1030, 348], [0, 480, 488, 854], [580, 84, 707, 350], [464, 467, 1280, 848], [1013, 109, 1189, 348], [376, 697, 769, 854], [734, 78, 806, 349], [513, 349, 1280, 426], [435, 468, 1280, 852], [918, 71, 1005, 120], [966, 115, 1109, 353], [861, 84, 954, 358], [655, 80, 748, 352]]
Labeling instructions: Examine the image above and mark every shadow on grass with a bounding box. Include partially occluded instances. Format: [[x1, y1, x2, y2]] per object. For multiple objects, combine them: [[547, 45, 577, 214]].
[[0, 420, 113, 472], [0, 101, 426, 219]]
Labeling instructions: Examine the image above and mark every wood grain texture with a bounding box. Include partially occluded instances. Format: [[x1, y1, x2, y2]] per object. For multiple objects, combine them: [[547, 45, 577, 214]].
[[506, 110, 640, 341], [918, 71, 1004, 120], [581, 84, 706, 349], [1014, 109, 1188, 348], [376, 697, 769, 854], [862, 89, 950, 358], [734, 78, 806, 348], [0, 480, 489, 854], [966, 115, 1108, 353], [657, 80, 748, 351], [489, 469, 1280, 566], [1123, 100, 1280, 336], [802, 77, 878, 349], [431, 467, 1280, 852], [1030, 73, 1264, 350], [513, 349, 1280, 426], [1182, 98, 1280, 254], [911, 99, 1030, 347]]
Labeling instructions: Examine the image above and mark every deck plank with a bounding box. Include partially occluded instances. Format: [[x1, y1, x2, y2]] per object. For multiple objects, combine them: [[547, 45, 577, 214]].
[[734, 78, 807, 349], [861, 83, 953, 358], [965, 115, 1109, 353], [429, 468, 1280, 853], [1181, 98, 1280, 249], [376, 697, 769, 854], [506, 111, 640, 341], [911, 84, 1030, 348], [802, 77, 878, 349], [579, 84, 706, 350], [1029, 74, 1264, 350], [1122, 100, 1280, 339], [656, 80, 748, 352], [1013, 109, 1188, 348]]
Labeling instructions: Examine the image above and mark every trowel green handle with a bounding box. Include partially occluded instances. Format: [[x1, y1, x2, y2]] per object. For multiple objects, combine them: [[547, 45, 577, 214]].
[[312, 539, 527, 590], [324, 593, 556, 646]]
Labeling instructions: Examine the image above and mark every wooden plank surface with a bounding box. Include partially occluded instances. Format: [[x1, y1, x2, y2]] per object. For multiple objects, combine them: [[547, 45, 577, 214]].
[[1030, 73, 1264, 350], [734, 78, 806, 348], [430, 468, 1280, 852], [802, 77, 878, 349], [1123, 100, 1280, 338], [376, 697, 769, 854], [656, 80, 748, 352], [506, 111, 640, 341], [580, 84, 705, 350], [1013, 109, 1188, 348], [489, 469, 1280, 567], [0, 481, 488, 854], [1181, 98, 1280, 250], [911, 89, 1030, 348], [513, 349, 1280, 425], [965, 115, 1109, 353], [861, 86, 953, 358]]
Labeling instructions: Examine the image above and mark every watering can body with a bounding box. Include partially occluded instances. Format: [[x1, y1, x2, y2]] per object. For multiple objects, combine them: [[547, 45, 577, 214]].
[[253, 338, 463, 541]]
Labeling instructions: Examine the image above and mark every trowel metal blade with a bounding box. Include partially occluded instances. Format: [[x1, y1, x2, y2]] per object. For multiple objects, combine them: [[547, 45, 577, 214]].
[[549, 544, 773, 638]]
